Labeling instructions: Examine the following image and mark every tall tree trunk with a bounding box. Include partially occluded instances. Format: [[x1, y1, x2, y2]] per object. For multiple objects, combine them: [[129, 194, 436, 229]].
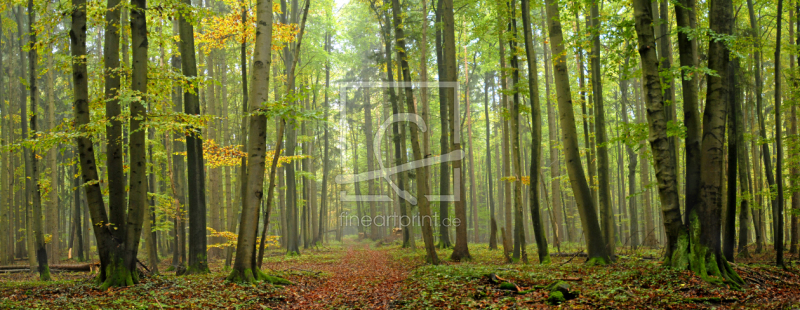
[[575, 15, 595, 207], [0, 10, 5, 266], [485, 72, 498, 250], [393, 0, 441, 264], [72, 158, 85, 262], [257, 120, 284, 266], [365, 87, 378, 241], [735, 64, 753, 259], [747, 0, 777, 257], [589, 0, 614, 256], [497, 11, 512, 260], [433, 0, 452, 249], [170, 19, 188, 268], [123, 0, 150, 284], [723, 60, 739, 262], [521, 0, 548, 263], [772, 0, 785, 267], [228, 4, 248, 267], [282, 0, 301, 255], [790, 6, 800, 255], [658, 0, 679, 213], [543, 0, 610, 264], [507, 0, 526, 262], [25, 0, 50, 280], [675, 0, 702, 226], [178, 0, 209, 274], [70, 0, 119, 287], [690, 0, 743, 283], [146, 127, 160, 274], [207, 49, 222, 259], [105, 0, 126, 241], [620, 72, 640, 248], [465, 52, 479, 244], [420, 0, 431, 189], [541, 12, 562, 247], [45, 49, 59, 265], [227, 0, 287, 285], [317, 31, 331, 245]]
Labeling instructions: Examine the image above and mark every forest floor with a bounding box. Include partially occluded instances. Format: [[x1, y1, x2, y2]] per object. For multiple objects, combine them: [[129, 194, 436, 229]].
[[1, 238, 799, 309]]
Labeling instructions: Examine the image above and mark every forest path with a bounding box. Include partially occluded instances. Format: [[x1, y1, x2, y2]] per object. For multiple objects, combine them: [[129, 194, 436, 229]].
[[275, 243, 411, 309]]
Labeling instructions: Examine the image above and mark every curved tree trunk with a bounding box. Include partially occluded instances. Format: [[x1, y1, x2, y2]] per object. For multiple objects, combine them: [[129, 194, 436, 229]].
[[543, 0, 610, 265], [393, 0, 441, 264], [70, 0, 116, 285]]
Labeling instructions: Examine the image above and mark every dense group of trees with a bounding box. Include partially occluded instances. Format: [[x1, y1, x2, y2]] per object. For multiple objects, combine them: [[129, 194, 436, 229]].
[[0, 0, 797, 288]]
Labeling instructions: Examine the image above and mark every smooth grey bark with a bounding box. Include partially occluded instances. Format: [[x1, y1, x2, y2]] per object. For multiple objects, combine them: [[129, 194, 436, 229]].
[[227, 0, 277, 284]]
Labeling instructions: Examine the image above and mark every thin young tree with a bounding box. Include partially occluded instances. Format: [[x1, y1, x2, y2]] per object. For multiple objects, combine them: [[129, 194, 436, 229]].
[[772, 0, 785, 268], [26, 0, 50, 280], [507, 0, 526, 263], [485, 72, 498, 250], [520, 0, 549, 264], [589, 0, 614, 255]]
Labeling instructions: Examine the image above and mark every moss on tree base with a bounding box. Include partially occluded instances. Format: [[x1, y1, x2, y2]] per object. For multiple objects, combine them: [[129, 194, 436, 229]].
[[665, 213, 744, 289], [98, 260, 135, 290], [585, 256, 610, 266]]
